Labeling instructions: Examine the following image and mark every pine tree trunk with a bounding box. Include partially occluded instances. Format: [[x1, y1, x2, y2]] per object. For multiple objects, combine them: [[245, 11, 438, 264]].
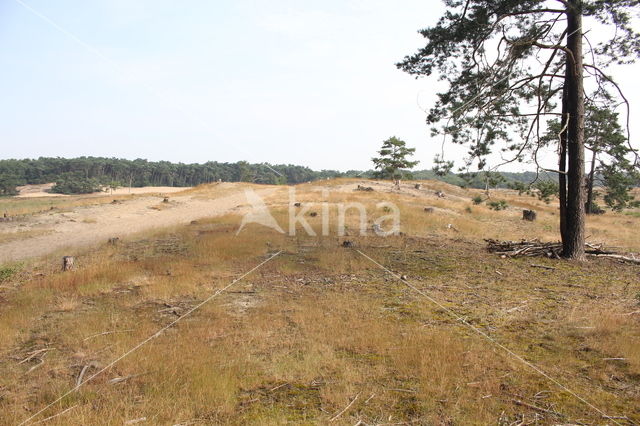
[[559, 72, 569, 244], [563, 1, 586, 260], [586, 148, 597, 214]]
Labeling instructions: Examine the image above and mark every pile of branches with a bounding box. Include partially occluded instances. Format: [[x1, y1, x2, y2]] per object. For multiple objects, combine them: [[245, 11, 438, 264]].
[[485, 239, 640, 264]]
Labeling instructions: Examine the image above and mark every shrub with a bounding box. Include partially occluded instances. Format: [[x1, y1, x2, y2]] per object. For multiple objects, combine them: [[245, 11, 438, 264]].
[[51, 173, 102, 194], [532, 180, 559, 204], [471, 195, 483, 205], [507, 181, 528, 195], [487, 200, 508, 211], [0, 266, 18, 282]]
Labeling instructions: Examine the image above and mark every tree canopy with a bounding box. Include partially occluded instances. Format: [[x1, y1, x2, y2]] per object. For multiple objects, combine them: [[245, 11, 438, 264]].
[[372, 137, 419, 182], [0, 157, 343, 195], [397, 0, 640, 258]]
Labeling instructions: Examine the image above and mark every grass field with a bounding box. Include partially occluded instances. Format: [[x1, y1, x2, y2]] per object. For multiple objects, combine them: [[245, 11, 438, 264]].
[[0, 181, 638, 425]]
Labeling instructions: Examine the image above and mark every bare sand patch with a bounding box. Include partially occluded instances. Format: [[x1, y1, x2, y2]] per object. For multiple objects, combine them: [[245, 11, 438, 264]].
[[0, 185, 275, 264], [15, 183, 192, 198]]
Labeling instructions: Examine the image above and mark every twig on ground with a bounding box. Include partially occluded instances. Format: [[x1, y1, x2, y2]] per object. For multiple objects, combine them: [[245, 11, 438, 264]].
[[511, 399, 562, 417], [76, 362, 99, 387], [26, 359, 45, 374], [589, 253, 640, 265], [486, 239, 639, 265], [124, 417, 147, 425], [387, 388, 417, 393], [18, 348, 51, 364], [108, 373, 145, 385], [530, 264, 556, 270], [31, 405, 78, 424], [269, 383, 289, 392], [82, 330, 133, 341], [330, 392, 360, 422]]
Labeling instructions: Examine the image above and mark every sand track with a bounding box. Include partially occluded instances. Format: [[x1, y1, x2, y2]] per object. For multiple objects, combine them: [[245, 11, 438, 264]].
[[0, 187, 273, 264]]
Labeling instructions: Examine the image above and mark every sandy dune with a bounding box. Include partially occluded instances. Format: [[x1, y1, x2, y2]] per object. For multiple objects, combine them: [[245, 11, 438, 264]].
[[1, 179, 469, 264], [0, 187, 273, 264], [15, 183, 190, 198]]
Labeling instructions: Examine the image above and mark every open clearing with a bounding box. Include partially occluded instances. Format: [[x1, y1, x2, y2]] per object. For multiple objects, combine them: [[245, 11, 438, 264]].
[[0, 180, 638, 425], [0, 184, 272, 264], [14, 184, 191, 198]]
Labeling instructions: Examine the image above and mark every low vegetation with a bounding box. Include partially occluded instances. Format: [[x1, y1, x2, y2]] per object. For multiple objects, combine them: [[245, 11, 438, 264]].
[[0, 181, 638, 424], [487, 200, 509, 211]]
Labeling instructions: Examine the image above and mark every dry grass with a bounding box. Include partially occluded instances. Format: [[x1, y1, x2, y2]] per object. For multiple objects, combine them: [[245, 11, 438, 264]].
[[0, 194, 135, 217], [0, 229, 53, 244], [0, 180, 639, 425]]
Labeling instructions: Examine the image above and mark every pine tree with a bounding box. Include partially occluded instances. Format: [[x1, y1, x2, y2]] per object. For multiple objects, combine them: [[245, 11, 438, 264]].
[[372, 137, 419, 186], [397, 0, 640, 259]]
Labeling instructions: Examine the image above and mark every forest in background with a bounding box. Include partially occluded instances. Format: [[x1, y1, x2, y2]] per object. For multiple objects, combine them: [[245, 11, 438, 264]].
[[0, 156, 557, 195]]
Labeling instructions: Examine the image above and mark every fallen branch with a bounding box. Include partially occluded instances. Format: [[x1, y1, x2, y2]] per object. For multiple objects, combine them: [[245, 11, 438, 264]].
[[486, 239, 639, 264], [82, 330, 133, 341], [530, 264, 556, 270], [511, 399, 562, 417], [330, 392, 360, 422], [269, 382, 289, 392], [26, 358, 45, 374], [18, 348, 51, 364], [108, 373, 145, 385], [31, 404, 78, 424], [589, 253, 640, 265], [76, 361, 99, 388], [124, 417, 147, 425]]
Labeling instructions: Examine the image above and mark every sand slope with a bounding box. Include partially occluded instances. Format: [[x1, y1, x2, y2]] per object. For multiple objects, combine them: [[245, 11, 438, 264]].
[[0, 187, 273, 264], [15, 183, 191, 198]]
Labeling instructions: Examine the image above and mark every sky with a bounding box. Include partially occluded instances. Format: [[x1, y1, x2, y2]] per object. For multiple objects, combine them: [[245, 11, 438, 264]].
[[0, 0, 638, 172]]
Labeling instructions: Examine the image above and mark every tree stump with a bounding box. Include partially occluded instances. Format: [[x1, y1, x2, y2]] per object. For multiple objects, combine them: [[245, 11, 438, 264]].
[[356, 185, 374, 192], [522, 209, 537, 221], [62, 256, 75, 271]]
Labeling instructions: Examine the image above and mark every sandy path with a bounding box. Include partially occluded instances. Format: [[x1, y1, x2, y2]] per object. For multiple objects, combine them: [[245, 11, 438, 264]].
[[0, 187, 271, 264]]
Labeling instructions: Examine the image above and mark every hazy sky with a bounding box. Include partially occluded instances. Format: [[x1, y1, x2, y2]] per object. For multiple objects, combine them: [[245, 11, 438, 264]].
[[1, 1, 638, 172]]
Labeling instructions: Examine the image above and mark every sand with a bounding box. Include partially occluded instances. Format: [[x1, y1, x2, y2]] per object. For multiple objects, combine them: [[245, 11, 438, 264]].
[[0, 186, 274, 264], [15, 183, 191, 198]]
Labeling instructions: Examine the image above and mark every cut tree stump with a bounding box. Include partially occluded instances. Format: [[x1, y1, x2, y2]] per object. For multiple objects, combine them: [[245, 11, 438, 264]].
[[355, 185, 374, 192], [62, 256, 75, 271], [522, 209, 537, 221]]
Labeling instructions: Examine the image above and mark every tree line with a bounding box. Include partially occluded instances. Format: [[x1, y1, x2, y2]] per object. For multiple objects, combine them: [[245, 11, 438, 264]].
[[0, 155, 574, 196], [0, 157, 341, 195]]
